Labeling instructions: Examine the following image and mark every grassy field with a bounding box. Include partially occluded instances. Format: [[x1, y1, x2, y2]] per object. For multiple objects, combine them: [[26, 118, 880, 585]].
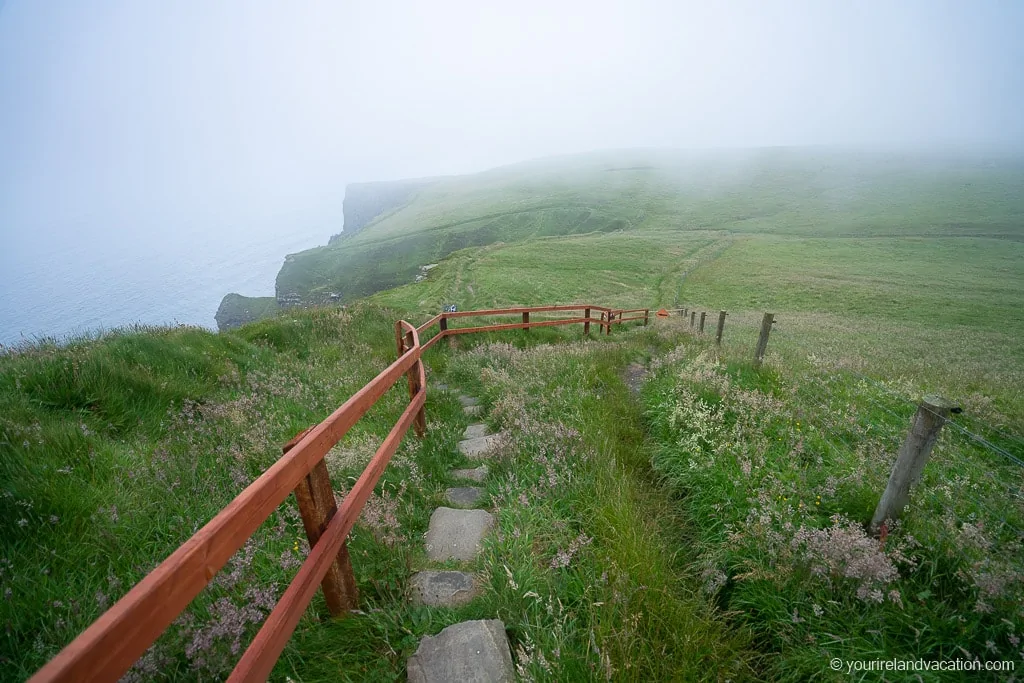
[[265, 148, 1024, 310], [5, 147, 1024, 680], [1, 310, 757, 681]]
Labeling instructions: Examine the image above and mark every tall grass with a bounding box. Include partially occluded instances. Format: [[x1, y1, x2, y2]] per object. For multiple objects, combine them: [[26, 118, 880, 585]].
[[639, 325, 1024, 681]]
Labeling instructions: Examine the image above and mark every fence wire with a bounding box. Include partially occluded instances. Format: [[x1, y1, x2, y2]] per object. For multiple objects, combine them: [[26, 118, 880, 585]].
[[675, 305, 1024, 559]]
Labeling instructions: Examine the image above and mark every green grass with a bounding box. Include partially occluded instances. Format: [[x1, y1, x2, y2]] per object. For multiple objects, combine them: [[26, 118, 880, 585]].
[[1, 307, 747, 681], [7, 146, 1024, 680], [271, 148, 1024, 310], [636, 319, 1024, 681]]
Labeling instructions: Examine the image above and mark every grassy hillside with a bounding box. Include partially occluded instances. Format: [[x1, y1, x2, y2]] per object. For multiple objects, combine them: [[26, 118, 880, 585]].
[[273, 148, 1024, 307], [6, 147, 1024, 680]]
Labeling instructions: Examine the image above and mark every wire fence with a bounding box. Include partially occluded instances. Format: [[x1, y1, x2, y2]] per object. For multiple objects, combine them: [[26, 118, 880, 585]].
[[669, 304, 1024, 556]]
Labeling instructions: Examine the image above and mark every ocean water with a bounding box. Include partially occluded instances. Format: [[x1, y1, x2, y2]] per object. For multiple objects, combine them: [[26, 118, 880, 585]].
[[0, 219, 332, 347]]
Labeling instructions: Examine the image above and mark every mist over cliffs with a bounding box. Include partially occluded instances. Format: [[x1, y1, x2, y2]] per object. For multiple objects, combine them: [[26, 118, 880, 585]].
[[216, 177, 437, 330], [328, 178, 440, 245]]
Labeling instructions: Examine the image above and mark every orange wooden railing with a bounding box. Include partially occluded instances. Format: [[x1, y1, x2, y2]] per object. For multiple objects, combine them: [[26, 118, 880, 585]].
[[31, 304, 647, 682]]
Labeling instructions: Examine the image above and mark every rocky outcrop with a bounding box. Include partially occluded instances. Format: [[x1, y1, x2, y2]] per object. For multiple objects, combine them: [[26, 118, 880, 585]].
[[329, 178, 439, 244], [215, 294, 279, 331]]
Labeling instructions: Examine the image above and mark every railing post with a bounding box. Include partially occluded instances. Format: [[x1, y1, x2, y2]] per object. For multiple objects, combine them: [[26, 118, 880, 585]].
[[606, 311, 614, 335], [690, 311, 695, 329], [644, 309, 649, 326], [753, 313, 775, 368], [522, 311, 530, 332], [285, 430, 358, 617], [584, 308, 591, 335], [869, 396, 954, 534], [404, 329, 427, 437], [394, 320, 406, 359], [440, 314, 456, 349], [699, 311, 706, 333], [715, 311, 726, 345]]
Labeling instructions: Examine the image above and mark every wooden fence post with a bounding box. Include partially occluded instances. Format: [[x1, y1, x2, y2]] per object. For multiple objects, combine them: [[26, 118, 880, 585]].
[[394, 320, 406, 359], [606, 311, 614, 336], [690, 312, 695, 328], [715, 311, 726, 345], [440, 315, 456, 349], [869, 396, 954, 534], [753, 313, 775, 368], [404, 329, 427, 437], [644, 309, 649, 326], [699, 312, 706, 333], [522, 311, 530, 332], [286, 431, 358, 617], [584, 308, 591, 335]]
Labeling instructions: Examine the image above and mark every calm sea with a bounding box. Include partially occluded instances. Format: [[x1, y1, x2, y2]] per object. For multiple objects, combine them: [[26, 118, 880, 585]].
[[0, 218, 332, 347]]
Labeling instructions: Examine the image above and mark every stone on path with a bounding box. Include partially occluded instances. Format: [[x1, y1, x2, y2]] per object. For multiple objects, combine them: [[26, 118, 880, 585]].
[[407, 619, 514, 683], [409, 571, 480, 607], [458, 433, 505, 459], [464, 405, 483, 416], [446, 486, 484, 507], [451, 465, 488, 483], [425, 507, 494, 562], [458, 395, 480, 408], [462, 423, 490, 440]]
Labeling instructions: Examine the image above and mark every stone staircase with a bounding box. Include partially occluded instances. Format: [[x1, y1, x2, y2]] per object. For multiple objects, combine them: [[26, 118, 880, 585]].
[[405, 389, 514, 683]]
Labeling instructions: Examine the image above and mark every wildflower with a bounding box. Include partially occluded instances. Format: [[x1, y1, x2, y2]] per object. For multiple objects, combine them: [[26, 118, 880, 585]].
[[551, 533, 593, 569], [16, 519, 28, 528]]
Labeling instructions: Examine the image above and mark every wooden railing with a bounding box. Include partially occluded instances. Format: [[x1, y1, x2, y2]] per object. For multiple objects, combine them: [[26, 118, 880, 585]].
[[31, 304, 647, 682]]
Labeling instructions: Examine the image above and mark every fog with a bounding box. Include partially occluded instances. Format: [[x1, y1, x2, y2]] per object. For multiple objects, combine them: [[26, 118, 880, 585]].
[[1, 0, 1022, 340]]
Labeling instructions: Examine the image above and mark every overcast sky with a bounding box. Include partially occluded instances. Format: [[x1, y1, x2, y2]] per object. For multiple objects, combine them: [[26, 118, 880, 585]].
[[2, 1, 1023, 235]]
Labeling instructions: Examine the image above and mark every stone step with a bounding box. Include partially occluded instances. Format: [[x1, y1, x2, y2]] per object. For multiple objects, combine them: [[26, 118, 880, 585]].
[[446, 486, 484, 507], [407, 620, 514, 683], [462, 423, 490, 440], [458, 395, 483, 417], [451, 465, 488, 483], [457, 433, 505, 460], [409, 571, 480, 608], [425, 507, 494, 562]]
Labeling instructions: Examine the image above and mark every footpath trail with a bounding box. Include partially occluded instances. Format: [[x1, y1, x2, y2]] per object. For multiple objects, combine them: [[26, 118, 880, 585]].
[[405, 386, 514, 683]]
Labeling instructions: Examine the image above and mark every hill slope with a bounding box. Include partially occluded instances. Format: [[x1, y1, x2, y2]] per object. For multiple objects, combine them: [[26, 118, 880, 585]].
[[218, 148, 1024, 328]]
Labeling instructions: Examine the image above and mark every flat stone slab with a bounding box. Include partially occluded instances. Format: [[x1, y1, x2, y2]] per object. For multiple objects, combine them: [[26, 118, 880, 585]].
[[462, 423, 490, 440], [433, 383, 449, 392], [458, 395, 480, 407], [407, 619, 513, 683], [425, 507, 494, 562], [451, 466, 488, 483], [446, 486, 484, 507], [463, 405, 483, 416], [409, 571, 480, 607], [458, 433, 505, 460]]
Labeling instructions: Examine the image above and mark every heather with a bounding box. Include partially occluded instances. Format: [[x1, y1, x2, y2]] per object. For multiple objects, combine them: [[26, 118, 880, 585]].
[[445, 339, 754, 680], [641, 321, 1024, 681], [0, 305, 446, 680], [1, 307, 760, 681]]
